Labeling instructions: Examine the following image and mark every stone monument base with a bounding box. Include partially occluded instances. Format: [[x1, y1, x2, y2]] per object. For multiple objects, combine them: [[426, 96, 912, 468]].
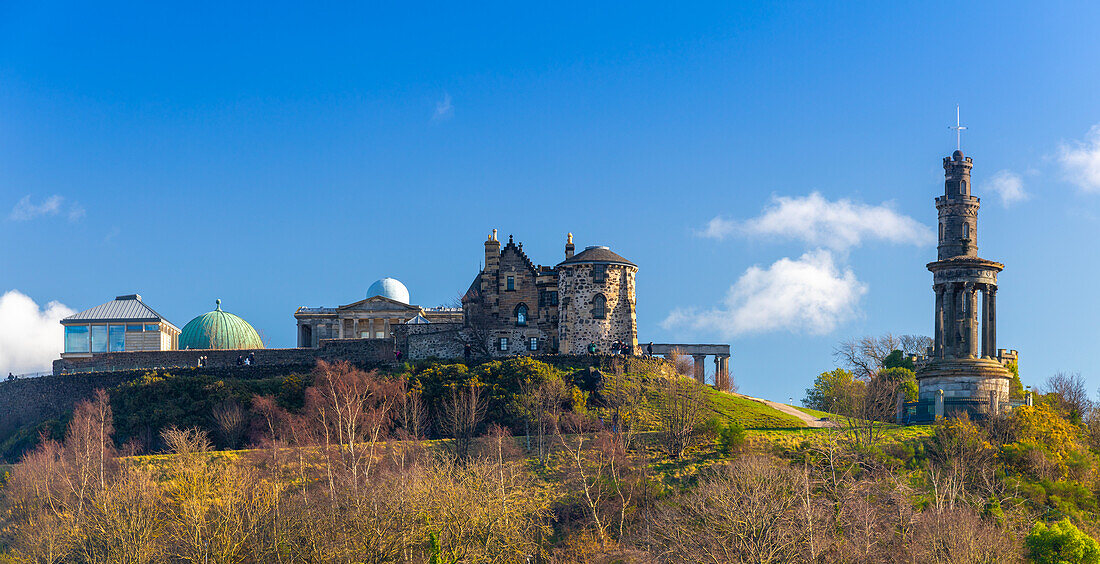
[[916, 357, 1011, 402]]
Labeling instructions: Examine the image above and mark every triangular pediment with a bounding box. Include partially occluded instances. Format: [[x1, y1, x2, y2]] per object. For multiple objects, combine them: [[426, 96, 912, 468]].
[[337, 295, 421, 312]]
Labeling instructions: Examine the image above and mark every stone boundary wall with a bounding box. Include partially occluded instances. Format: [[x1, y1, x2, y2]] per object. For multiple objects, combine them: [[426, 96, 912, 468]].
[[52, 338, 395, 375], [395, 323, 467, 360]]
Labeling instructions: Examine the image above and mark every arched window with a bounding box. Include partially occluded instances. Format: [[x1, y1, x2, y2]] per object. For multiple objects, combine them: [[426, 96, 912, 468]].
[[592, 294, 606, 319], [515, 304, 528, 326], [963, 223, 970, 239]]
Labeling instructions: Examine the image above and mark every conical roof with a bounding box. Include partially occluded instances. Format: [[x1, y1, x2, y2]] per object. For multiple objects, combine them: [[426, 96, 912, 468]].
[[179, 299, 264, 350]]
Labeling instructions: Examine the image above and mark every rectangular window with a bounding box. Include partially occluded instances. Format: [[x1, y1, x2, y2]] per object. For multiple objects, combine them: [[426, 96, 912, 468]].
[[499, 337, 509, 351], [144, 324, 159, 332], [592, 265, 606, 283], [90, 325, 108, 353], [506, 276, 515, 291], [529, 337, 538, 351], [64, 325, 90, 353], [109, 325, 125, 352], [550, 291, 558, 306], [125, 324, 144, 332]]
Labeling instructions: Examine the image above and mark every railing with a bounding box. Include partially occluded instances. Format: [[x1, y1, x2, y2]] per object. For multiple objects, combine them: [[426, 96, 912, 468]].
[[4, 370, 52, 381], [903, 396, 1029, 425]]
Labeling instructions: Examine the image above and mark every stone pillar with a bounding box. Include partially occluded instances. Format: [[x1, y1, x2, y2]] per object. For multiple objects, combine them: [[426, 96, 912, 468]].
[[1025, 390, 1033, 406], [353, 318, 360, 339], [989, 389, 1000, 416], [383, 318, 391, 339], [966, 284, 979, 359], [692, 354, 706, 384], [714, 355, 730, 392], [338, 318, 345, 339], [943, 284, 957, 358], [986, 287, 997, 360], [935, 389, 945, 420], [934, 285, 945, 358], [985, 285, 994, 356], [368, 319, 375, 339]]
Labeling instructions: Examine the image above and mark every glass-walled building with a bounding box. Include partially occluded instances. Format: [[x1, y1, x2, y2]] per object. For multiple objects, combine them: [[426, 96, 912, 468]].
[[61, 294, 180, 357]]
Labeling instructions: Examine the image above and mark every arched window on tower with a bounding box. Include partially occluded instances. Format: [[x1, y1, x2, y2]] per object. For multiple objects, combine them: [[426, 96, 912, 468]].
[[515, 303, 528, 326], [963, 223, 970, 239], [591, 294, 606, 319]]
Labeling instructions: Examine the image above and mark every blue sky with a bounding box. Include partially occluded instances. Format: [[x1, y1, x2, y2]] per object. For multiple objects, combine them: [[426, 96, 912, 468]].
[[2, 1, 1099, 403]]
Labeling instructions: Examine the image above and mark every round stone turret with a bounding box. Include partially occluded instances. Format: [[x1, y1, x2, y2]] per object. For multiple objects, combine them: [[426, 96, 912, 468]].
[[556, 244, 637, 354]]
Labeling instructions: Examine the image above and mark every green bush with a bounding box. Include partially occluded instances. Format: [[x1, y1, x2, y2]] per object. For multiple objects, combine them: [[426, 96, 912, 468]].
[[717, 421, 746, 455], [1025, 518, 1100, 564]]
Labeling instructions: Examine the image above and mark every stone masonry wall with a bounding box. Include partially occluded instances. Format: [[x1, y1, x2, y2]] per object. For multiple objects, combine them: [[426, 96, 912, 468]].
[[52, 338, 394, 375], [395, 323, 466, 360], [558, 263, 637, 354]]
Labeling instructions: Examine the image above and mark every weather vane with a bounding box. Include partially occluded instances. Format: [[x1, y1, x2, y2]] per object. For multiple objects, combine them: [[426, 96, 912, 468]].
[[948, 105, 967, 151]]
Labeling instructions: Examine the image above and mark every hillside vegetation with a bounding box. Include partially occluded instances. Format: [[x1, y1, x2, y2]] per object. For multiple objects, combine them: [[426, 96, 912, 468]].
[[3, 357, 1100, 562]]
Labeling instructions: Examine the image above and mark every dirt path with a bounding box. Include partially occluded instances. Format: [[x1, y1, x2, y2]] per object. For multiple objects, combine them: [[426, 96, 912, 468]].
[[734, 393, 837, 428]]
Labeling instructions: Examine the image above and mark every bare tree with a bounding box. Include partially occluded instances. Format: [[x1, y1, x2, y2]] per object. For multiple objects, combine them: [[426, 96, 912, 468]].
[[441, 381, 488, 460], [834, 334, 902, 379], [657, 376, 706, 459], [647, 456, 805, 563], [1043, 371, 1092, 421], [213, 399, 248, 449]]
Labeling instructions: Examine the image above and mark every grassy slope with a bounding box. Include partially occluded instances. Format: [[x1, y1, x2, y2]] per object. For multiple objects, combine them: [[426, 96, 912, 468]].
[[702, 388, 806, 429]]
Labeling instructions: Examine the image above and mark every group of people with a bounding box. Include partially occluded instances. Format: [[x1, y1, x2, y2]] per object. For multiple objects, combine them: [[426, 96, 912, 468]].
[[196, 356, 209, 367], [235, 352, 256, 366]]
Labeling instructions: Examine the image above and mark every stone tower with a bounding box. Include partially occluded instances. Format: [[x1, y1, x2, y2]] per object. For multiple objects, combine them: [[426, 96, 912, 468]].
[[557, 242, 638, 354], [918, 150, 1012, 409]]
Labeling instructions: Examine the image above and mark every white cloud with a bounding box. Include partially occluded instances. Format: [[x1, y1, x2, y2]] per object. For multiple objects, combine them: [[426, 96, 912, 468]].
[[432, 92, 453, 122], [9, 195, 85, 222], [698, 192, 934, 251], [10, 195, 63, 221], [1059, 124, 1100, 193], [982, 170, 1029, 207], [0, 290, 74, 375], [68, 202, 86, 221], [663, 249, 867, 337]]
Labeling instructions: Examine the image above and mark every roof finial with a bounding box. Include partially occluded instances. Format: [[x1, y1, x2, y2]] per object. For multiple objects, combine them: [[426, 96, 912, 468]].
[[492, 229, 497, 241], [567, 232, 573, 244], [508, 234, 513, 244], [949, 105, 967, 151], [215, 299, 222, 311]]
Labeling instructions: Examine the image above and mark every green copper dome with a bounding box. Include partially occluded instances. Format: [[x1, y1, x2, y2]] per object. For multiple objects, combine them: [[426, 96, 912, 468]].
[[178, 299, 264, 350]]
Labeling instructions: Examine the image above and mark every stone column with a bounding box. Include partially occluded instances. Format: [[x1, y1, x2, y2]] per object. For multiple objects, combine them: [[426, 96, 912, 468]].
[[986, 287, 997, 359], [368, 319, 375, 339], [933, 285, 945, 358], [353, 318, 360, 339], [692, 354, 706, 384], [989, 389, 1000, 416], [943, 284, 957, 358], [383, 318, 391, 339], [714, 355, 730, 392], [980, 286, 990, 358], [966, 283, 980, 358], [338, 318, 345, 339], [935, 389, 945, 420]]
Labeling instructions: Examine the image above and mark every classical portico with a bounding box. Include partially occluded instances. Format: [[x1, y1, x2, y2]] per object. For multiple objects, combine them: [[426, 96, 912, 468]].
[[647, 343, 732, 392], [915, 149, 1013, 411]]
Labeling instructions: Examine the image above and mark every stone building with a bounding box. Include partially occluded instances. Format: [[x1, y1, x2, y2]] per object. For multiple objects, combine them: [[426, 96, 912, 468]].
[[294, 277, 461, 348], [461, 230, 638, 356], [61, 294, 180, 358], [914, 149, 1015, 419]]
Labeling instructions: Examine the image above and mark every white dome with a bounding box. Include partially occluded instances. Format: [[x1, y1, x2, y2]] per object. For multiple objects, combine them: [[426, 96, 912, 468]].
[[367, 277, 410, 304]]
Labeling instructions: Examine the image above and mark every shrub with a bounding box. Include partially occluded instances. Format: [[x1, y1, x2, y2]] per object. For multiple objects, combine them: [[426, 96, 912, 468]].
[[1025, 518, 1100, 564]]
